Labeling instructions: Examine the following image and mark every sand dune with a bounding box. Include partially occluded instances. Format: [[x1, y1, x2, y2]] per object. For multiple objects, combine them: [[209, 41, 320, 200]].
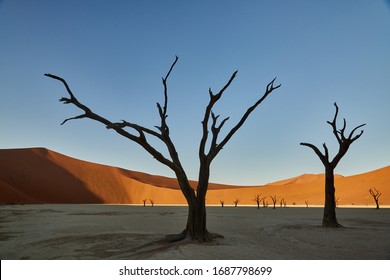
[[0, 147, 389, 206]]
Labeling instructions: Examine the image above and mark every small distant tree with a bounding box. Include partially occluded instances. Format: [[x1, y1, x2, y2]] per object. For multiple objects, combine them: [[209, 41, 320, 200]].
[[143, 199, 147, 207], [253, 194, 265, 209], [233, 199, 239, 207], [300, 102, 365, 227], [369, 188, 382, 209], [220, 200, 225, 207], [305, 200, 309, 208], [149, 199, 155, 207], [335, 197, 339, 207], [270, 195, 277, 209]]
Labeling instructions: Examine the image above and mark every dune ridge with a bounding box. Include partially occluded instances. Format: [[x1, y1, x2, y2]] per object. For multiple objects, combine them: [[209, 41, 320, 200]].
[[0, 147, 389, 206]]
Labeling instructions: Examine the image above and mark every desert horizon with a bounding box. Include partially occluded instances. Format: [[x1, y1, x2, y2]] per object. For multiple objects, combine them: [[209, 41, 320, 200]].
[[1, 147, 389, 207]]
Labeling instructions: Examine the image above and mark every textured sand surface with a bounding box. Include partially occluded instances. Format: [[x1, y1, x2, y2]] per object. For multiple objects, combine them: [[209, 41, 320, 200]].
[[0, 204, 389, 260]]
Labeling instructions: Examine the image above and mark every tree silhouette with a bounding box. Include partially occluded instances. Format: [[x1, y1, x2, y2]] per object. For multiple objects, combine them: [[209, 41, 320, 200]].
[[143, 199, 147, 207], [305, 200, 309, 208], [300, 103, 365, 227], [149, 199, 155, 207], [45, 56, 280, 241], [369, 188, 382, 209], [253, 194, 265, 209], [270, 195, 277, 209], [233, 199, 239, 207], [220, 200, 225, 207]]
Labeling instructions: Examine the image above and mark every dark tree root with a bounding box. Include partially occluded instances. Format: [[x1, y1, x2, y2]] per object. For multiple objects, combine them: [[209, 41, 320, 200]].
[[163, 230, 189, 242], [163, 229, 224, 243], [322, 221, 344, 228]]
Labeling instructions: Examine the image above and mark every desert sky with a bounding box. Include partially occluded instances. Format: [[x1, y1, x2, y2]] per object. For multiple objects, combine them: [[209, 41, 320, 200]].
[[0, 1, 389, 186]]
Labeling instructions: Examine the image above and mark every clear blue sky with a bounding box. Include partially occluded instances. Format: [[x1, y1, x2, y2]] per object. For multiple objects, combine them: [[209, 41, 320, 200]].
[[1, 0, 389, 185]]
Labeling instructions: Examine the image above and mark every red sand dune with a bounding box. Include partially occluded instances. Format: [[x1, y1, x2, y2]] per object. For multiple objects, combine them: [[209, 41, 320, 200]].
[[0, 147, 389, 206]]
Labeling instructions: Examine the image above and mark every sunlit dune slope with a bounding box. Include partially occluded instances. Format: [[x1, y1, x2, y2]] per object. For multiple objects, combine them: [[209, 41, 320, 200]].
[[0, 148, 389, 206]]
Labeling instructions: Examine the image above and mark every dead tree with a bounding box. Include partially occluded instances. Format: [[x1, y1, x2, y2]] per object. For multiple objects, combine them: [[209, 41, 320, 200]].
[[369, 188, 382, 209], [149, 199, 155, 207], [233, 199, 239, 207], [305, 200, 309, 208], [253, 194, 265, 209], [45, 56, 280, 242], [220, 200, 224, 207], [143, 199, 147, 207], [270, 195, 277, 209], [300, 103, 365, 227]]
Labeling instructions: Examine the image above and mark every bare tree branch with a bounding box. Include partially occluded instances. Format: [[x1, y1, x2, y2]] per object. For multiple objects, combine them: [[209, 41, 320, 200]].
[[157, 55, 179, 135], [300, 142, 328, 165], [322, 143, 329, 162], [199, 71, 238, 160], [209, 77, 281, 160], [45, 60, 182, 174], [327, 102, 342, 144], [301, 102, 366, 169], [60, 114, 88, 125], [349, 123, 366, 142]]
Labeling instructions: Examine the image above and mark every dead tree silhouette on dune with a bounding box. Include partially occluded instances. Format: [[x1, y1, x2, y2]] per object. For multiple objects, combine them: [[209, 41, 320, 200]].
[[253, 194, 265, 209], [45, 56, 280, 242], [300, 103, 365, 227], [233, 199, 239, 207], [220, 200, 224, 207], [270, 195, 277, 209], [280, 198, 286, 208], [369, 188, 382, 209]]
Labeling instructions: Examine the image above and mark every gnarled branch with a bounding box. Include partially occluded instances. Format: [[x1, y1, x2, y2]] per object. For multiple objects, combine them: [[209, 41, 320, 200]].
[[199, 75, 280, 163], [209, 77, 281, 160], [301, 102, 366, 169], [199, 71, 238, 160], [157, 55, 179, 135], [300, 142, 328, 166], [44, 58, 184, 175]]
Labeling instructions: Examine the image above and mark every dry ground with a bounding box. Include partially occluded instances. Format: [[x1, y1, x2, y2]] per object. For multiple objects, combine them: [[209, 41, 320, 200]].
[[0, 204, 389, 259]]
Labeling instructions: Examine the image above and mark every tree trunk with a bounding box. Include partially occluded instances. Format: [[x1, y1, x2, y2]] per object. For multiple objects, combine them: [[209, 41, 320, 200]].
[[375, 199, 380, 209], [167, 166, 221, 242], [322, 167, 341, 227], [186, 193, 208, 240]]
